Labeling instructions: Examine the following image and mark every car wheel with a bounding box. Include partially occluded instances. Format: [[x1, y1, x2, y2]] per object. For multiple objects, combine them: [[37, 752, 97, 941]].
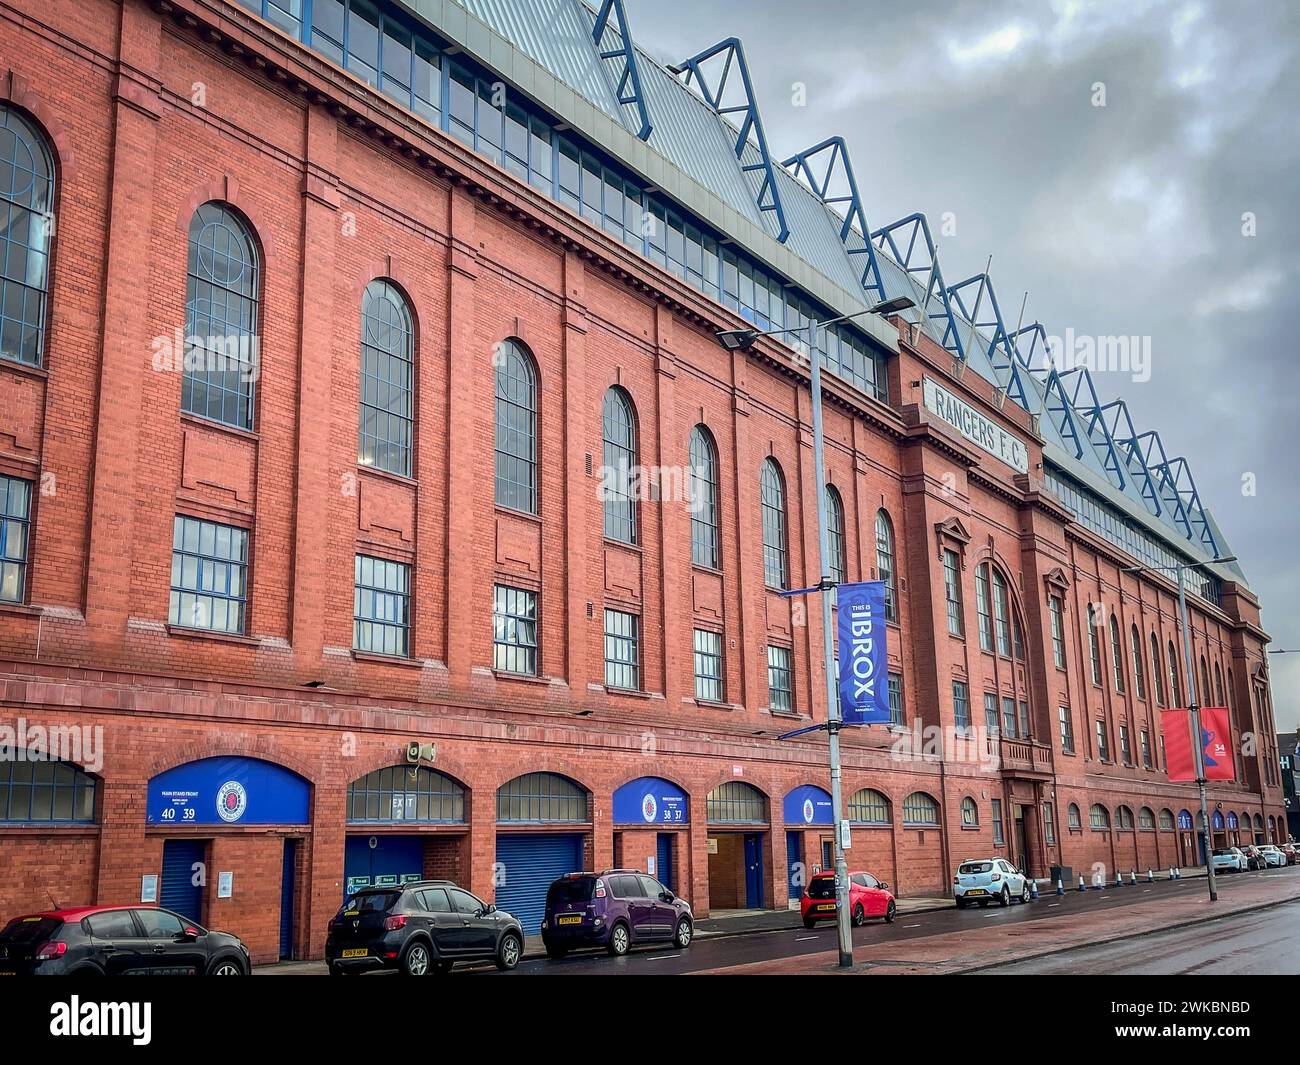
[[1020, 884, 1031, 904], [607, 922, 631, 957], [802, 916, 817, 929], [852, 903, 866, 928], [545, 944, 568, 960], [400, 940, 431, 976], [496, 931, 522, 971], [999, 887, 1010, 907], [673, 917, 693, 949], [209, 958, 245, 976], [884, 900, 896, 924]]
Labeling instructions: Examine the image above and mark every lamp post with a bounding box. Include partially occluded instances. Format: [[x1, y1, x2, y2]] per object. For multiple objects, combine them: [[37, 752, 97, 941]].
[[1123, 554, 1236, 903], [716, 294, 914, 969]]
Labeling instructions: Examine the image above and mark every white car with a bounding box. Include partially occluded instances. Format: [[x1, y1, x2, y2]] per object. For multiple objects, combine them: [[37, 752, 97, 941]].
[[954, 858, 1030, 908], [1210, 847, 1247, 873], [1258, 845, 1287, 868]]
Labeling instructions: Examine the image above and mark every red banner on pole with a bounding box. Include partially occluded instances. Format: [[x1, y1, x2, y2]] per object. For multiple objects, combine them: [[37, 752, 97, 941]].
[[1161, 707, 1235, 782]]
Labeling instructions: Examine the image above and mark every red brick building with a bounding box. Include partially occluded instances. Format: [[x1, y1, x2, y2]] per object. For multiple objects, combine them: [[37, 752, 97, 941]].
[[0, 0, 1284, 963]]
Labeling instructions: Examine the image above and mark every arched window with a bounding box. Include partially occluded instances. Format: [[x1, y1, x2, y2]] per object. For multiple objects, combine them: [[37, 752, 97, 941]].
[[1087, 604, 1103, 685], [847, 788, 889, 825], [1130, 625, 1146, 699], [1139, 806, 1156, 831], [183, 202, 260, 429], [960, 796, 979, 827], [496, 772, 588, 823], [0, 756, 96, 822], [1089, 803, 1111, 830], [1199, 657, 1210, 707], [347, 766, 465, 823], [707, 781, 768, 824], [760, 458, 788, 590], [494, 339, 538, 514], [1158, 808, 1175, 831], [0, 106, 55, 367], [1116, 805, 1134, 830], [601, 387, 637, 544], [976, 565, 993, 651], [1150, 632, 1165, 705], [824, 485, 846, 584], [1168, 641, 1181, 705], [875, 510, 897, 622], [1213, 662, 1225, 706], [902, 791, 939, 826], [1108, 615, 1125, 692], [688, 425, 719, 569], [358, 279, 414, 476], [991, 569, 1011, 655], [1067, 803, 1082, 829]]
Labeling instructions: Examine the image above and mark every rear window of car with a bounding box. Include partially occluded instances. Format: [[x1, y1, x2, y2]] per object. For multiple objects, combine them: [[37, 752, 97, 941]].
[[1212, 849, 1233, 856], [0, 916, 62, 944], [345, 891, 399, 914], [547, 878, 595, 906], [959, 862, 993, 874], [807, 875, 835, 899]]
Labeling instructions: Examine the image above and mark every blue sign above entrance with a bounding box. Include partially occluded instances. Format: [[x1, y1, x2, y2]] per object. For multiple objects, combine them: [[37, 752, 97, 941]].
[[146, 756, 310, 826], [612, 777, 689, 825], [783, 785, 833, 826]]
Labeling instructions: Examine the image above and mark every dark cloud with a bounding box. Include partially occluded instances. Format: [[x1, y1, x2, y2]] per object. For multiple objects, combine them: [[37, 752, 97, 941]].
[[631, 0, 1300, 725]]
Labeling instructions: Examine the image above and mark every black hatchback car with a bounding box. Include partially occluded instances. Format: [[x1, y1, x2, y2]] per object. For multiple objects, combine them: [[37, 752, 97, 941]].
[[326, 881, 524, 975], [0, 905, 250, 976]]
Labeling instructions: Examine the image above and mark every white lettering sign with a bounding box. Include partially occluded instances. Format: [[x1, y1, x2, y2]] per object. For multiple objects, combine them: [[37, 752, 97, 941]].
[[922, 377, 1029, 474]]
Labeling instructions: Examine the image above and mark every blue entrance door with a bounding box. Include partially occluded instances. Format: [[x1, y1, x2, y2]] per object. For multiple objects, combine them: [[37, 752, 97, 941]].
[[656, 833, 674, 893], [744, 834, 764, 909], [786, 831, 803, 899], [279, 839, 297, 960], [343, 835, 425, 895], [161, 839, 205, 925]]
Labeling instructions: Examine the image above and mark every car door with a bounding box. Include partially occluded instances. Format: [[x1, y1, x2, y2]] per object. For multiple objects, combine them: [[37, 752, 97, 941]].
[[417, 888, 463, 957], [84, 909, 152, 975], [448, 888, 496, 956], [637, 875, 673, 939], [857, 873, 885, 917], [999, 860, 1022, 895], [134, 908, 206, 975], [615, 874, 653, 941]]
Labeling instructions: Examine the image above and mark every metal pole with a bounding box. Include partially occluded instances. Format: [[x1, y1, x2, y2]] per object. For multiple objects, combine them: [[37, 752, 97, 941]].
[[807, 320, 854, 967], [1176, 564, 1217, 902]]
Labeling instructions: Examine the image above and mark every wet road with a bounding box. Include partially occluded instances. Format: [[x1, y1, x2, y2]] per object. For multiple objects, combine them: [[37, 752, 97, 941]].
[[481, 867, 1298, 976], [974, 896, 1300, 975]]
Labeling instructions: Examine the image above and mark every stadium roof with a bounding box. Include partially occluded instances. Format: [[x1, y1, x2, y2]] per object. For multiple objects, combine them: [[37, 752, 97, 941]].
[[395, 0, 1244, 589]]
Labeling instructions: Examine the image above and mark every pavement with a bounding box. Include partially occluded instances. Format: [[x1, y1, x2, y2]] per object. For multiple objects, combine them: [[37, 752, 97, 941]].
[[253, 865, 1245, 976]]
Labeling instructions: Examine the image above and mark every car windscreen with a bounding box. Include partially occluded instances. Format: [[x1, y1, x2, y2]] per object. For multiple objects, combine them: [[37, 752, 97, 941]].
[[343, 891, 399, 914], [0, 916, 61, 944], [959, 862, 993, 874], [547, 878, 595, 906]]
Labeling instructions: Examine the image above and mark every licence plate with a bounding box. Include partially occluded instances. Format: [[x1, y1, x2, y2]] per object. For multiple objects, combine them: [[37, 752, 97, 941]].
[[817, 903, 836, 912], [557, 915, 582, 925], [341, 948, 368, 958], [965, 889, 985, 895]]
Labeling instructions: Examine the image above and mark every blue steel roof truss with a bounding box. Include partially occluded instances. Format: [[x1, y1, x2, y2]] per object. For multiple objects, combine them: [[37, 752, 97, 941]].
[[1033, 366, 1087, 459], [1132, 432, 1219, 554], [946, 272, 1032, 408], [1098, 399, 1163, 517], [781, 136, 886, 303], [672, 38, 790, 243], [870, 213, 965, 360], [589, 0, 653, 141], [1055, 367, 1128, 490]]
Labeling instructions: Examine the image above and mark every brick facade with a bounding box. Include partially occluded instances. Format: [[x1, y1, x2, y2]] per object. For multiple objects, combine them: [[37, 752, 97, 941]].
[[0, 0, 1284, 964]]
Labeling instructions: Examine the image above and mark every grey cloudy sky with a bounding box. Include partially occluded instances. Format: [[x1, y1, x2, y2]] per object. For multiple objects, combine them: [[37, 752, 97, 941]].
[[628, 0, 1300, 729]]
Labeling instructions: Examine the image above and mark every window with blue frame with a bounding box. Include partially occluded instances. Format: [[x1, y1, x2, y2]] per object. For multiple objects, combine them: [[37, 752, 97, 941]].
[[169, 516, 249, 634]]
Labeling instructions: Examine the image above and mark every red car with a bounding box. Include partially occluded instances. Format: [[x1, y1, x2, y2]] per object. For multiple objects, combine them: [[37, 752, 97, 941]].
[[800, 870, 896, 928]]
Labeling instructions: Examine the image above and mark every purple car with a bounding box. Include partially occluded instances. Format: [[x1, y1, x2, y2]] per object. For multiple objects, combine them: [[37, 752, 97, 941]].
[[541, 870, 693, 959]]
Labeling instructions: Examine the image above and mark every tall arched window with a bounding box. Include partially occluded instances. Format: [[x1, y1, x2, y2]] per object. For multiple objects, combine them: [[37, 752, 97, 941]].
[[1199, 657, 1210, 706], [183, 202, 260, 429], [1213, 662, 1225, 706], [1089, 803, 1110, 830], [358, 279, 414, 476], [1108, 614, 1126, 692], [688, 425, 719, 569], [601, 387, 637, 544], [875, 509, 897, 622], [1130, 624, 1146, 699], [991, 569, 1011, 656], [0, 107, 55, 367], [1150, 632, 1165, 705], [824, 484, 846, 584], [760, 458, 788, 590], [1168, 640, 1181, 705], [1086, 604, 1103, 685], [494, 339, 538, 514]]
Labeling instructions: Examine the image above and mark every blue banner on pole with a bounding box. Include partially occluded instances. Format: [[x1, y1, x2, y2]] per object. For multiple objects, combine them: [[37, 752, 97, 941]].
[[836, 581, 889, 725]]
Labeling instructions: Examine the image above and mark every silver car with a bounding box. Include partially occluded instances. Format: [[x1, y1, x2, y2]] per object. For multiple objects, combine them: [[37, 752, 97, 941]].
[[1210, 847, 1246, 873], [954, 858, 1030, 908]]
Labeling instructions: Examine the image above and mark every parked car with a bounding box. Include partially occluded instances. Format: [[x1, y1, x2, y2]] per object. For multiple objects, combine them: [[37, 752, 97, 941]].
[[1257, 845, 1287, 868], [1210, 847, 1247, 873], [541, 870, 692, 959], [954, 858, 1030, 908], [325, 881, 523, 975], [0, 905, 249, 976], [1280, 843, 1298, 865], [1240, 845, 1265, 871], [801, 870, 896, 928]]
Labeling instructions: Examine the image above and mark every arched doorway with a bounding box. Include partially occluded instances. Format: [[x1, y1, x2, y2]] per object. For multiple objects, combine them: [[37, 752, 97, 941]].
[[706, 781, 769, 911], [782, 784, 833, 900], [611, 776, 689, 894]]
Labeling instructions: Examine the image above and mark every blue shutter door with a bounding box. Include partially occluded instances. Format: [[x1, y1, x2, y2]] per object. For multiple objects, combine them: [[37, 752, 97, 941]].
[[161, 839, 205, 925], [494, 833, 582, 934], [279, 839, 297, 960], [656, 833, 674, 893], [786, 831, 803, 899]]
